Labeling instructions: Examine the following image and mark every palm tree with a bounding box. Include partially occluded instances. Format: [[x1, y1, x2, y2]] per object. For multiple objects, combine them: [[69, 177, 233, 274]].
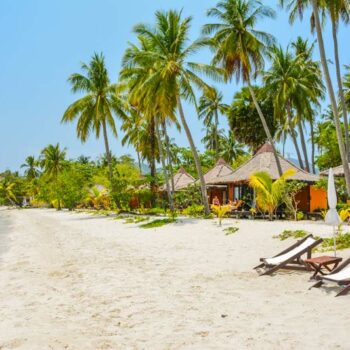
[[203, 0, 282, 176], [62, 52, 126, 183], [40, 144, 66, 179], [326, 0, 349, 159], [280, 0, 350, 193], [21, 156, 40, 180], [120, 10, 217, 214], [198, 87, 229, 153], [0, 179, 16, 204], [202, 125, 225, 152], [218, 131, 247, 163], [264, 45, 324, 172], [249, 169, 295, 220]]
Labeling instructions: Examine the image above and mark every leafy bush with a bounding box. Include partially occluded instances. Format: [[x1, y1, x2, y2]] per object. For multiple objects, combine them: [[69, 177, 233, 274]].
[[182, 204, 205, 217], [173, 185, 202, 208], [296, 211, 304, 221], [224, 226, 239, 235], [145, 207, 165, 216], [273, 229, 308, 241], [320, 233, 350, 251], [139, 218, 175, 229]]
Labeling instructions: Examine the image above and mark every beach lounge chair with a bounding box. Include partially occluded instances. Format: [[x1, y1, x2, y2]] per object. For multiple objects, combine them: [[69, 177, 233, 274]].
[[254, 234, 323, 276], [310, 257, 350, 297]]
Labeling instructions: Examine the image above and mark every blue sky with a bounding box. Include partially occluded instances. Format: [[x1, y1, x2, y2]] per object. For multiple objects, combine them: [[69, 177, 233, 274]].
[[0, 0, 348, 171]]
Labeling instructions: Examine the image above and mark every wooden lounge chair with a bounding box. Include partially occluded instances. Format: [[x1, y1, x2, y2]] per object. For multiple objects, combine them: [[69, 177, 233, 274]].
[[254, 234, 323, 276], [310, 257, 350, 297]]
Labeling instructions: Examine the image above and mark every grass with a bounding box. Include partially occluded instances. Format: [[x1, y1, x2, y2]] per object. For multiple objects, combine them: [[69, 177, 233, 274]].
[[223, 226, 239, 235], [273, 229, 308, 241], [139, 218, 176, 229]]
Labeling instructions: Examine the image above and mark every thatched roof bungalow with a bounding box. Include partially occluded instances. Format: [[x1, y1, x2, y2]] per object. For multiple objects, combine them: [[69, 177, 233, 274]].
[[160, 167, 195, 192], [319, 164, 350, 177], [205, 144, 326, 212]]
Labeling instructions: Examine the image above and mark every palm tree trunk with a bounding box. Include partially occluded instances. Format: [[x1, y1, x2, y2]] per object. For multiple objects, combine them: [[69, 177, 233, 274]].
[[162, 121, 175, 194], [155, 116, 174, 211], [149, 117, 157, 205], [214, 109, 219, 153], [310, 119, 316, 174], [136, 149, 142, 175], [102, 120, 113, 182], [298, 122, 310, 172], [286, 104, 304, 169], [332, 20, 350, 160], [247, 81, 283, 176], [311, 0, 350, 194], [176, 95, 210, 215]]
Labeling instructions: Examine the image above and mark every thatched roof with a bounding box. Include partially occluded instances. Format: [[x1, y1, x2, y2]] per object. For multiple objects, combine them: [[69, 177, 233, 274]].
[[212, 143, 320, 184], [160, 167, 195, 191], [203, 158, 235, 185], [319, 164, 350, 177]]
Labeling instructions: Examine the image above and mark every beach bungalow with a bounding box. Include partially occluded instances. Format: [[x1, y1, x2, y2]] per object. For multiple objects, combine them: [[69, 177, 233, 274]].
[[160, 167, 195, 192], [206, 144, 327, 213], [319, 164, 350, 177], [203, 158, 235, 204]]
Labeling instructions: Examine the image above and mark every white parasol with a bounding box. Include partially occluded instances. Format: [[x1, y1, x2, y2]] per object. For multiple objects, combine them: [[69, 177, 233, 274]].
[[324, 168, 343, 256]]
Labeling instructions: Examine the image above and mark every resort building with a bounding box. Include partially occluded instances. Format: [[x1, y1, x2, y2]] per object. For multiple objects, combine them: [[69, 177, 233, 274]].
[[205, 143, 327, 213], [160, 167, 195, 192]]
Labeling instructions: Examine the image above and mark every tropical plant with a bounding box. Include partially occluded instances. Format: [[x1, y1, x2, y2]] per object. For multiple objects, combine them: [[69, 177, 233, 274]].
[[228, 86, 276, 150], [280, 0, 350, 193], [21, 156, 40, 180], [85, 186, 111, 210], [40, 143, 67, 179], [120, 10, 217, 214], [198, 87, 229, 153], [0, 179, 17, 204], [283, 181, 307, 220], [203, 0, 282, 175], [249, 169, 296, 220], [218, 131, 247, 164], [211, 204, 232, 226], [62, 52, 126, 183]]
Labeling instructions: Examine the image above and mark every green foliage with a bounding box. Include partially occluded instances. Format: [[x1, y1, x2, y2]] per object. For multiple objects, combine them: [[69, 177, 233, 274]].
[[224, 226, 239, 235], [228, 87, 276, 150], [273, 229, 308, 241], [296, 211, 304, 221], [182, 204, 205, 217], [249, 169, 295, 220], [139, 218, 175, 229], [320, 233, 350, 251], [283, 181, 307, 220], [173, 185, 202, 208]]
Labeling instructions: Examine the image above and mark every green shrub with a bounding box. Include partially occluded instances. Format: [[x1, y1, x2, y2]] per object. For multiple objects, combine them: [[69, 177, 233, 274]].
[[139, 218, 175, 229], [273, 229, 308, 241], [224, 227, 239, 235], [320, 233, 350, 251], [182, 204, 205, 217], [144, 207, 165, 216], [296, 211, 304, 221]]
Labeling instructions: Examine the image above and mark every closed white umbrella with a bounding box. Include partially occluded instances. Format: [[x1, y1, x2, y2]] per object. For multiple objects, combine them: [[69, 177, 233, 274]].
[[325, 168, 343, 256]]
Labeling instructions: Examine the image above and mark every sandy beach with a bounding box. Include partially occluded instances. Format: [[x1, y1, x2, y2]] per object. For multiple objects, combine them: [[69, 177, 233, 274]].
[[0, 208, 349, 349]]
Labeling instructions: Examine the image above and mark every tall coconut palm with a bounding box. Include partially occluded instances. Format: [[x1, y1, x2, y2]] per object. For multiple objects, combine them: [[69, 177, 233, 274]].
[[21, 156, 40, 180], [62, 53, 126, 183], [40, 144, 67, 179], [202, 125, 225, 152], [264, 45, 324, 172], [280, 0, 350, 193], [203, 0, 282, 175], [120, 10, 218, 214], [218, 131, 247, 163], [326, 0, 350, 159], [198, 87, 229, 153]]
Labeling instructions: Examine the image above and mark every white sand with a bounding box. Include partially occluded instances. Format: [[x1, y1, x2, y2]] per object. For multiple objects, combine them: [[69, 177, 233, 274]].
[[0, 208, 349, 349]]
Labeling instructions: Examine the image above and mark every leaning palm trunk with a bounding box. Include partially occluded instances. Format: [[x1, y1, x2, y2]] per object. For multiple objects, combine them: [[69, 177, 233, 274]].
[[177, 95, 210, 215], [102, 120, 113, 182], [310, 119, 316, 174], [149, 117, 158, 205], [155, 116, 174, 211], [247, 81, 283, 176], [311, 0, 350, 194], [286, 104, 304, 170], [332, 20, 350, 160], [298, 122, 310, 172], [162, 121, 175, 194]]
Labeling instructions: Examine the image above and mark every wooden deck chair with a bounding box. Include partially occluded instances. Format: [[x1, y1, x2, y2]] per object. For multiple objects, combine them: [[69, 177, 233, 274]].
[[254, 234, 323, 276], [310, 257, 350, 297]]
